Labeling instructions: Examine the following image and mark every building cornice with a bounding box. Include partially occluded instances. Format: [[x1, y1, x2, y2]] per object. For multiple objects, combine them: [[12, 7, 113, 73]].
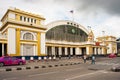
[[1, 8, 45, 22], [0, 19, 47, 31]]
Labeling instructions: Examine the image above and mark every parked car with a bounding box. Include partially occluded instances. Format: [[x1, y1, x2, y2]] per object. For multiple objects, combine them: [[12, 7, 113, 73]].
[[117, 53, 120, 57], [0, 56, 26, 67], [108, 53, 116, 58], [111, 65, 120, 72]]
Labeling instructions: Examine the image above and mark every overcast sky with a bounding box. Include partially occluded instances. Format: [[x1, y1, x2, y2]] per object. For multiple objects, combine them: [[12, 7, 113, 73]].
[[0, 0, 120, 38]]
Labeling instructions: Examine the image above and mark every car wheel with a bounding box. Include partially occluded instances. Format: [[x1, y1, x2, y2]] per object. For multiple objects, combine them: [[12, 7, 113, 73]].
[[19, 62, 23, 65], [0, 63, 4, 67]]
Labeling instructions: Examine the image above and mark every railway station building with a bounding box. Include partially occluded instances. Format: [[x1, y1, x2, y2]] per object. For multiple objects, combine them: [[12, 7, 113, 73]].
[[0, 8, 117, 59]]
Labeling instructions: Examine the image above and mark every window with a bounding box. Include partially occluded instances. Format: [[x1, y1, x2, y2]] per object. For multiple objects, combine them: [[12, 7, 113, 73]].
[[20, 16, 22, 21], [24, 17, 26, 21], [23, 33, 34, 40], [28, 18, 29, 22], [31, 18, 33, 23]]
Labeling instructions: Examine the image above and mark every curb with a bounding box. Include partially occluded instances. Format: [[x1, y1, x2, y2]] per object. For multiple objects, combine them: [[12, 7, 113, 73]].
[[0, 62, 80, 72]]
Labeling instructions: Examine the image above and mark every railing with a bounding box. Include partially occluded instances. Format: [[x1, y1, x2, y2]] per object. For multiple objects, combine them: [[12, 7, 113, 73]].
[[0, 34, 7, 39]]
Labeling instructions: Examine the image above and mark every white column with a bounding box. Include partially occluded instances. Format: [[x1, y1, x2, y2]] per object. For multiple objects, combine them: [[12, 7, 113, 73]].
[[76, 47, 80, 55], [52, 46, 55, 55], [2, 44, 4, 56], [94, 48, 97, 55], [8, 28, 16, 54], [40, 32, 46, 55], [107, 43, 112, 54], [70, 47, 73, 55], [65, 47, 67, 55], [86, 47, 89, 55], [79, 48, 82, 55], [102, 48, 104, 54], [98, 48, 101, 54], [45, 46, 47, 55], [59, 47, 62, 55]]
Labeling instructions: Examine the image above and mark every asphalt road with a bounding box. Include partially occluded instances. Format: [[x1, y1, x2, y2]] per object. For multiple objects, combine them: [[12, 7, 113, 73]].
[[0, 57, 120, 80]]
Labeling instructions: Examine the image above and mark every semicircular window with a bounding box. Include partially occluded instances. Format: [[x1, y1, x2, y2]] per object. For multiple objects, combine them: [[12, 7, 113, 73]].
[[46, 25, 88, 42], [23, 33, 34, 40]]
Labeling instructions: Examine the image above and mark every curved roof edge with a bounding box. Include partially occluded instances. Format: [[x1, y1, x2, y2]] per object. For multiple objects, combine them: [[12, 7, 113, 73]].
[[45, 20, 89, 35]]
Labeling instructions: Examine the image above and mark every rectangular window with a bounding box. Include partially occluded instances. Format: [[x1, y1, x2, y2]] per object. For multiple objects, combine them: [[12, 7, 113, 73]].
[[28, 18, 29, 22], [24, 17, 26, 21], [31, 18, 33, 23], [20, 16, 22, 21]]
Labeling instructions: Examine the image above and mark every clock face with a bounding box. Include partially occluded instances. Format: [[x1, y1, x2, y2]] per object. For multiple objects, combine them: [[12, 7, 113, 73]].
[[72, 28, 75, 34]]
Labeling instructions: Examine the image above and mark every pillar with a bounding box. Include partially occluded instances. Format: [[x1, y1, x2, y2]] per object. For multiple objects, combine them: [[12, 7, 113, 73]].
[[86, 45, 92, 55], [65, 47, 67, 55], [59, 47, 62, 56], [76, 47, 80, 55], [40, 32, 46, 55], [37, 32, 41, 56], [79, 48, 82, 55], [8, 28, 16, 56], [2, 44, 4, 56], [94, 48, 97, 55], [102, 47, 106, 55], [45, 46, 47, 55], [52, 46, 55, 55], [70, 47, 73, 55]]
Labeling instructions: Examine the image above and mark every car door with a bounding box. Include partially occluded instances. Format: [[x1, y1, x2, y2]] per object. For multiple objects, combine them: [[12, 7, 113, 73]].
[[3, 57, 11, 65], [11, 57, 19, 65]]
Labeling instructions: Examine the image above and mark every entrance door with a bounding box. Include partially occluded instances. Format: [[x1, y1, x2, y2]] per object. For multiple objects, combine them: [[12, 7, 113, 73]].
[[23, 44, 34, 56], [55, 47, 59, 57], [4, 44, 7, 56], [73, 48, 76, 55], [0, 43, 7, 56], [81, 48, 86, 56], [0, 43, 2, 57]]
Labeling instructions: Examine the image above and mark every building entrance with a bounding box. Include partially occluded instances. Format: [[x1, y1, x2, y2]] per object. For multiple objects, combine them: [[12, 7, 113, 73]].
[[0, 43, 7, 56], [0, 43, 2, 56]]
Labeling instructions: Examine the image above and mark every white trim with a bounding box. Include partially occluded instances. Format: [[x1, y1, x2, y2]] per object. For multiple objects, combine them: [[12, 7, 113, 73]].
[[45, 20, 89, 35]]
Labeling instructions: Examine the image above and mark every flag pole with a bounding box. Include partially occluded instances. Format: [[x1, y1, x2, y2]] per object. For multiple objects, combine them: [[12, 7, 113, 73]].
[[70, 10, 74, 22]]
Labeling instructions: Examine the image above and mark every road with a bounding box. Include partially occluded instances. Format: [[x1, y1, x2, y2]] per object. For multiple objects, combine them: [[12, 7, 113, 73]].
[[0, 57, 120, 80]]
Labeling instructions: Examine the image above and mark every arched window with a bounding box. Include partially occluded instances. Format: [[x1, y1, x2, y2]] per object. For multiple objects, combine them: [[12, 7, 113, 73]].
[[23, 33, 34, 40]]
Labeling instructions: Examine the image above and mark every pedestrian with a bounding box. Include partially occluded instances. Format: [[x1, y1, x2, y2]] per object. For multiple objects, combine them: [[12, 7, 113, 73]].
[[83, 54, 87, 63], [91, 55, 95, 64]]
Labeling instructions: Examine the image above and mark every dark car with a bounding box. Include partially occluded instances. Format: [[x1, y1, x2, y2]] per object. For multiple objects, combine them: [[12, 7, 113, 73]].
[[0, 56, 26, 67], [111, 65, 120, 72]]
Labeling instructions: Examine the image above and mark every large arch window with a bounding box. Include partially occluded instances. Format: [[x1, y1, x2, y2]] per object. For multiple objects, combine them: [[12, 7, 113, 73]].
[[46, 25, 88, 42], [23, 33, 34, 40]]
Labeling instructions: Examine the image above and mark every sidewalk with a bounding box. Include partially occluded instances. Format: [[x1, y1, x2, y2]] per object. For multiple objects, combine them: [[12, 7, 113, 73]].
[[0, 58, 82, 72]]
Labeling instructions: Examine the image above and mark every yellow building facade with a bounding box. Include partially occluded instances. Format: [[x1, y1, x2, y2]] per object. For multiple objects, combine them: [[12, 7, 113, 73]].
[[0, 8, 117, 60], [0, 8, 46, 59]]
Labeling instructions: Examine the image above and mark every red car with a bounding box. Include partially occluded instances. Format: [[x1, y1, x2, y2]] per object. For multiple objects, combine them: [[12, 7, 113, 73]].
[[0, 56, 26, 67], [108, 53, 117, 58]]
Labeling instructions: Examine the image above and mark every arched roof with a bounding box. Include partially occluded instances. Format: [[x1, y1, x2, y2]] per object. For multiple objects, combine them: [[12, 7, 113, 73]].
[[45, 20, 89, 35]]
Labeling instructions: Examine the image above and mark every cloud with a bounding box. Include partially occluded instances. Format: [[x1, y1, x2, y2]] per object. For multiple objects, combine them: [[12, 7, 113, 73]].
[[0, 0, 120, 38]]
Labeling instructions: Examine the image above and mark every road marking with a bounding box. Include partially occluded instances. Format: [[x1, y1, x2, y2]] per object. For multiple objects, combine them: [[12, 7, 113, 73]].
[[28, 71, 59, 77], [3, 77, 17, 80], [66, 67, 83, 71], [65, 70, 107, 80]]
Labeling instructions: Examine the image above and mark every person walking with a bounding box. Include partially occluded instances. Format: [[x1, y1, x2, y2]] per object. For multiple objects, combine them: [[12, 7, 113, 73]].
[[91, 55, 95, 64], [83, 54, 87, 63]]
